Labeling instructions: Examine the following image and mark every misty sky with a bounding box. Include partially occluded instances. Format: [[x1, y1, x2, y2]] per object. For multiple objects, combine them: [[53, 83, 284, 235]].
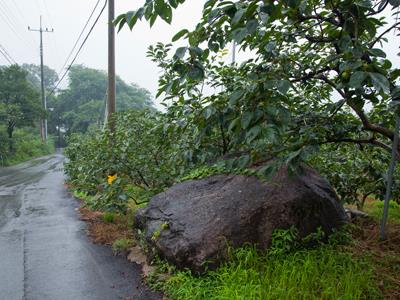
[[0, 1, 399, 103], [0, 0, 204, 99]]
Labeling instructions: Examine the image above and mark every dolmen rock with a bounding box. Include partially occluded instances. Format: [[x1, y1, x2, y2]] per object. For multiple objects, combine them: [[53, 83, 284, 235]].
[[135, 166, 347, 273]]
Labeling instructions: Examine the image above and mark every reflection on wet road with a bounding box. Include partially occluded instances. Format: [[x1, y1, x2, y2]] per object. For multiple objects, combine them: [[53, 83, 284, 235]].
[[0, 153, 160, 300]]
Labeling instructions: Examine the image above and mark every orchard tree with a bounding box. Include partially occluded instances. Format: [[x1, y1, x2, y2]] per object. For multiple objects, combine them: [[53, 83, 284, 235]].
[[116, 0, 400, 176]]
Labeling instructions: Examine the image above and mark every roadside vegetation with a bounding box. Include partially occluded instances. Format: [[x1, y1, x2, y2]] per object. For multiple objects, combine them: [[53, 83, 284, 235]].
[[0, 65, 55, 166], [0, 128, 54, 166], [64, 0, 400, 299]]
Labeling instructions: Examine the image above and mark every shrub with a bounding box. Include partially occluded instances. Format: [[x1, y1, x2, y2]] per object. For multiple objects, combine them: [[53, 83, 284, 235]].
[[112, 238, 134, 253], [0, 127, 54, 166], [64, 110, 185, 212]]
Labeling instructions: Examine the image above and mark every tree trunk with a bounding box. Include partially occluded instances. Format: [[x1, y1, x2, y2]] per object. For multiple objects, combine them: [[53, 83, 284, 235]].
[[7, 124, 14, 153], [7, 125, 13, 139]]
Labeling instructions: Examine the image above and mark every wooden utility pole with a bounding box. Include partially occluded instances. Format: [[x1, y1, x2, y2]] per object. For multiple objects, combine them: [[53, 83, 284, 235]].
[[232, 42, 236, 64], [29, 16, 54, 141], [380, 111, 400, 239], [107, 0, 116, 131]]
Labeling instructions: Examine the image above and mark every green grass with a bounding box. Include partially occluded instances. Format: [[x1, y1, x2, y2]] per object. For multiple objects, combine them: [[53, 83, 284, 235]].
[[112, 238, 134, 253], [365, 200, 400, 225], [0, 128, 55, 166], [160, 245, 381, 300]]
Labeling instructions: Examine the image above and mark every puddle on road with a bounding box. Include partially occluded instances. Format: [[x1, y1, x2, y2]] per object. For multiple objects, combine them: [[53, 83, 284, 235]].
[[25, 206, 48, 216]]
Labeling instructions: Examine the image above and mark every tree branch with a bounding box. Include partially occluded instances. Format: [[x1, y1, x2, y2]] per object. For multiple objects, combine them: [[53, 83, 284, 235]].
[[319, 137, 393, 154], [369, 22, 400, 48], [318, 74, 396, 141]]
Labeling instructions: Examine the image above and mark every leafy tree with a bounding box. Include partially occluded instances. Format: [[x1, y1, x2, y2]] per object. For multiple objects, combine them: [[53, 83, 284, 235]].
[[117, 0, 400, 194], [64, 110, 184, 210], [22, 63, 59, 92], [0, 65, 40, 141], [55, 65, 154, 135]]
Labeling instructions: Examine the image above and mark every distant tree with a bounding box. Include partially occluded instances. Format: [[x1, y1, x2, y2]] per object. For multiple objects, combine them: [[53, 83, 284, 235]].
[[22, 63, 59, 92], [0, 65, 40, 141], [55, 65, 154, 134]]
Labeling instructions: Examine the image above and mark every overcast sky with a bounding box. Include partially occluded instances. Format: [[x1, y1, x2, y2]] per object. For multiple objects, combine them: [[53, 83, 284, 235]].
[[0, 0, 204, 99], [0, 1, 399, 103]]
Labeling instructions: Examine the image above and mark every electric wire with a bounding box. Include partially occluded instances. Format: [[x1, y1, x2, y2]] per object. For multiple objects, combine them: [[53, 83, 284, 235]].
[[49, 0, 107, 96], [0, 44, 17, 64], [41, 0, 62, 64], [0, 3, 36, 51], [57, 0, 102, 76], [0, 48, 12, 65], [9, 0, 39, 50]]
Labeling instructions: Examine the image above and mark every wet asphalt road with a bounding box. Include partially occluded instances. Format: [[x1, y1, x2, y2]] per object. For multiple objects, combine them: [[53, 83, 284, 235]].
[[0, 153, 161, 300]]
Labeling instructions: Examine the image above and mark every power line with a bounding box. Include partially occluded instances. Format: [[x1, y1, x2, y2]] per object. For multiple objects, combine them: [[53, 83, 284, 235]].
[[57, 0, 102, 76], [0, 3, 36, 51], [9, 0, 39, 50], [49, 0, 107, 96], [0, 44, 17, 64], [41, 0, 61, 63], [0, 48, 12, 65]]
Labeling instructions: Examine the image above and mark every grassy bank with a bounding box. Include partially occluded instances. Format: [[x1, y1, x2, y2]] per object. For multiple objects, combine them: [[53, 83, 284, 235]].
[[159, 246, 379, 300], [0, 128, 55, 166], [72, 188, 400, 300], [154, 205, 399, 300]]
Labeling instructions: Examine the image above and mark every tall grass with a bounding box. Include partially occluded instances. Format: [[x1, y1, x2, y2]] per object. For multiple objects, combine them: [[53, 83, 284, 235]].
[[365, 200, 400, 225], [0, 128, 55, 166], [161, 245, 381, 300]]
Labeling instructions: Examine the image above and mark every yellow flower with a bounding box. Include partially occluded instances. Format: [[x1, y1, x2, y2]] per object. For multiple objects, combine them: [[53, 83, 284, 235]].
[[107, 174, 117, 185]]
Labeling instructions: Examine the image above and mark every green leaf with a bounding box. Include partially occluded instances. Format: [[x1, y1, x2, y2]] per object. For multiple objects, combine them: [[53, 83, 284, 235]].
[[144, 2, 153, 20], [246, 19, 258, 34], [246, 126, 262, 143], [237, 155, 251, 168], [392, 86, 400, 100], [232, 8, 245, 24], [368, 48, 386, 58], [389, 0, 400, 7], [229, 90, 244, 107], [241, 112, 253, 129], [349, 71, 367, 88], [168, 0, 178, 9], [128, 15, 138, 29], [172, 29, 189, 42], [204, 106, 215, 120], [355, 0, 373, 8], [228, 117, 241, 132], [149, 14, 158, 27], [189, 46, 203, 57], [276, 80, 291, 94], [154, 0, 172, 24], [369, 72, 390, 93], [174, 47, 187, 59], [187, 65, 204, 81], [232, 27, 248, 43], [258, 163, 278, 180], [265, 41, 276, 53], [260, 12, 269, 23], [161, 5, 173, 23]]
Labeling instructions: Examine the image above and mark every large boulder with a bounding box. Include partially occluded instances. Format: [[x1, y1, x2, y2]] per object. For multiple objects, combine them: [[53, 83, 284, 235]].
[[135, 166, 347, 273]]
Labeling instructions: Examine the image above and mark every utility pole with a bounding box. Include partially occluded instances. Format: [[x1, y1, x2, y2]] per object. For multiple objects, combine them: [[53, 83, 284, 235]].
[[380, 110, 400, 239], [232, 42, 236, 64], [107, 0, 116, 131], [29, 16, 54, 142]]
